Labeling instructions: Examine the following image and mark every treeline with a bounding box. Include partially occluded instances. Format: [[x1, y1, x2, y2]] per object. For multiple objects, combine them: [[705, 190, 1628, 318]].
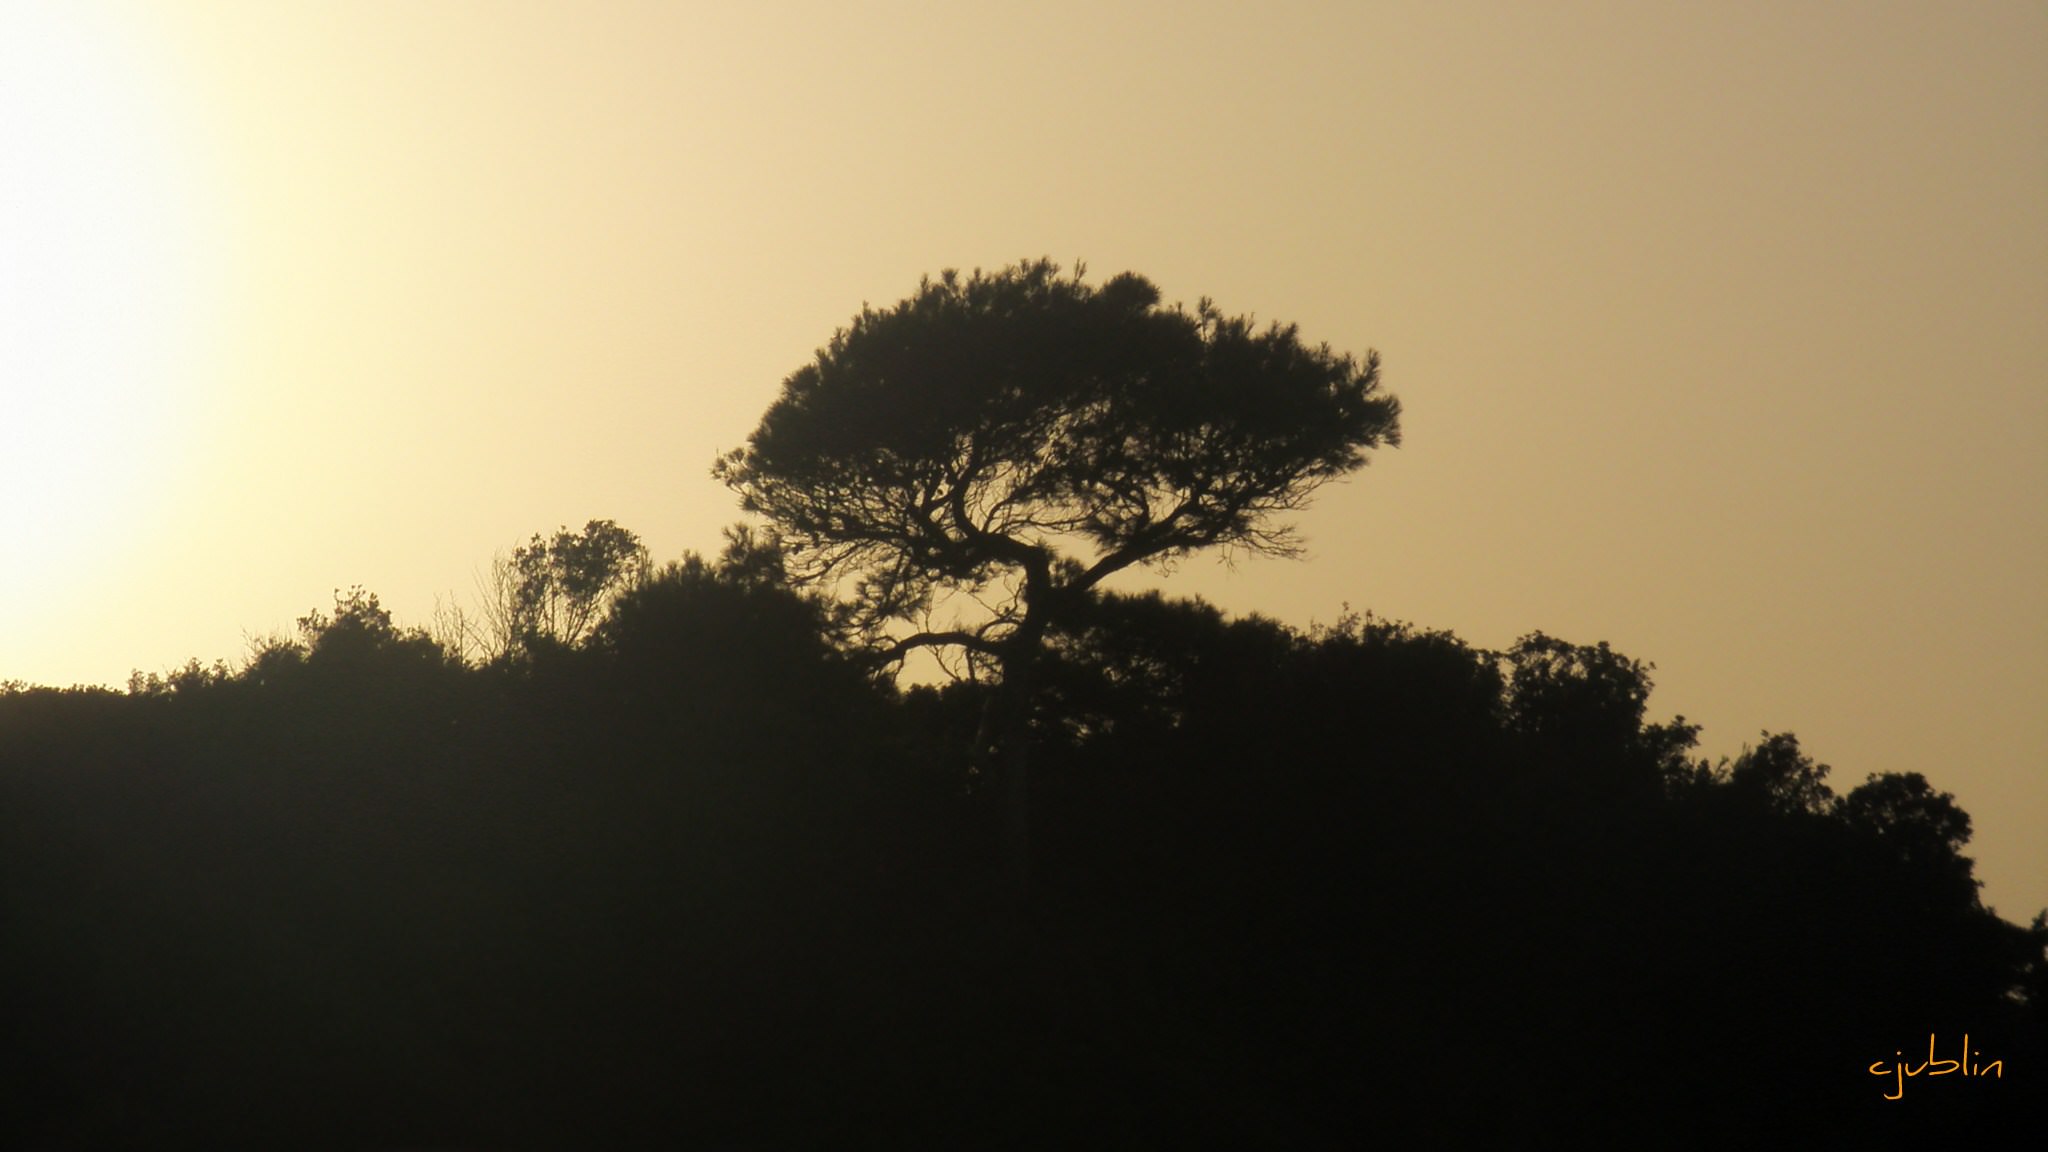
[[3, 534, 2042, 1145]]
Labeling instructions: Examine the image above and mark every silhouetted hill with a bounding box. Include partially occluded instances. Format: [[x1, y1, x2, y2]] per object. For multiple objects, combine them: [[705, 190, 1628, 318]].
[[3, 575, 2040, 1145]]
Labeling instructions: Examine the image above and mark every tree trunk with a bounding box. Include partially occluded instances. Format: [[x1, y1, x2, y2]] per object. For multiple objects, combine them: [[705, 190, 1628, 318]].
[[992, 616, 1045, 908], [999, 668, 1034, 905]]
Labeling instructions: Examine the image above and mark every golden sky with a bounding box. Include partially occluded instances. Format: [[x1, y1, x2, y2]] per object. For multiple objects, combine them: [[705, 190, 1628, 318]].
[[4, 0, 2044, 915]]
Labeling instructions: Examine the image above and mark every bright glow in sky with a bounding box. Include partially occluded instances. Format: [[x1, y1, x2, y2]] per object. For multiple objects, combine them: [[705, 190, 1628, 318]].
[[3, 0, 2044, 915], [2, 1, 220, 644]]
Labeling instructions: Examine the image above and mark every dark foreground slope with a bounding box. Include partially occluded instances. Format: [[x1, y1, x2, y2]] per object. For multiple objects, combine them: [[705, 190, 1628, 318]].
[[4, 585, 2041, 1146]]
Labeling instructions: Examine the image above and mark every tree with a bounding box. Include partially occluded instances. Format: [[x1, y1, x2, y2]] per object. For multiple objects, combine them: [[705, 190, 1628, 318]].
[[1498, 632, 1702, 802], [715, 259, 1401, 889], [1837, 770, 1977, 890], [292, 585, 458, 674], [1033, 589, 1301, 752], [593, 527, 863, 721], [1726, 731, 1835, 816], [461, 520, 650, 661]]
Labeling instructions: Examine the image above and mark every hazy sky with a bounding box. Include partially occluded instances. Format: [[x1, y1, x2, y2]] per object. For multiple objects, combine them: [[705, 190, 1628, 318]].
[[4, 1, 2043, 916]]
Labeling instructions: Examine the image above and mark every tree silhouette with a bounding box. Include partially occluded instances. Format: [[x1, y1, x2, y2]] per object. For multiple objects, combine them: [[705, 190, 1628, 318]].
[[459, 520, 650, 661], [715, 259, 1400, 889], [1838, 770, 1980, 905], [1032, 589, 1300, 752], [1497, 631, 1700, 801], [1726, 730, 1836, 816], [593, 528, 866, 732]]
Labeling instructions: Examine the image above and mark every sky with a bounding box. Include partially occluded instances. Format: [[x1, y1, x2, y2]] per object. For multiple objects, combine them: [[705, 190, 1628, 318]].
[[2, 0, 2043, 917]]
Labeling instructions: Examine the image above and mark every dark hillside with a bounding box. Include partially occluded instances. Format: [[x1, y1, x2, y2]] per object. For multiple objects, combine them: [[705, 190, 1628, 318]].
[[3, 579, 2041, 1144]]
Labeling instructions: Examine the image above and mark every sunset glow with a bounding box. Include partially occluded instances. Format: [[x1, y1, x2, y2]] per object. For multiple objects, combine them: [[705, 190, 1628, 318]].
[[2, 2, 218, 633]]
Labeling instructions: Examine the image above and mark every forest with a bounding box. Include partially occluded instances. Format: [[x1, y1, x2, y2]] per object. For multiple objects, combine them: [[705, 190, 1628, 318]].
[[5, 263, 2042, 1145]]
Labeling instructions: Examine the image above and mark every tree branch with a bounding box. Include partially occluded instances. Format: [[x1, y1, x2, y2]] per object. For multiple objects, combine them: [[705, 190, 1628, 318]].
[[873, 628, 1006, 665]]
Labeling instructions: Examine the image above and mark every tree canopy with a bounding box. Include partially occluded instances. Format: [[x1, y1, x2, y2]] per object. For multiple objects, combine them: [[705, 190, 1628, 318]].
[[714, 259, 1401, 674], [451, 519, 650, 662]]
